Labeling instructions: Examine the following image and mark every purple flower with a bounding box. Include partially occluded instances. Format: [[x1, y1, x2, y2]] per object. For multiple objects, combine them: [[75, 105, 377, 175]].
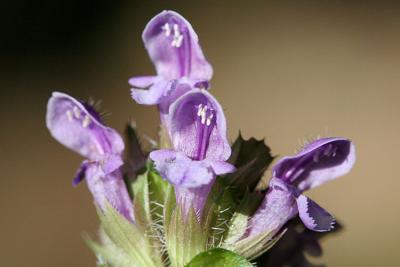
[[46, 92, 134, 221], [149, 89, 234, 217], [130, 10, 212, 120], [248, 138, 356, 236]]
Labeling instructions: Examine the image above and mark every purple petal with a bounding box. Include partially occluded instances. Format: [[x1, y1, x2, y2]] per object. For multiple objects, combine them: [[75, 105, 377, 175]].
[[297, 195, 335, 232], [85, 163, 134, 222], [150, 149, 215, 188], [209, 161, 236, 175], [175, 180, 214, 220], [247, 178, 298, 237], [273, 138, 356, 191], [72, 161, 89, 186], [168, 89, 231, 161], [142, 10, 212, 80], [129, 76, 171, 105], [46, 92, 124, 161], [157, 80, 192, 115], [101, 154, 124, 175]]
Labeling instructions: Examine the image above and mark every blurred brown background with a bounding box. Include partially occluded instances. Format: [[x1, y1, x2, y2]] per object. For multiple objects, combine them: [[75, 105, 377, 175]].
[[1, 0, 399, 266]]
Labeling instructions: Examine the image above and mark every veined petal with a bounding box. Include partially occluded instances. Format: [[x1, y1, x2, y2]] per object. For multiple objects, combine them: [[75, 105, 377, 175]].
[[209, 160, 236, 175], [46, 92, 124, 161], [150, 149, 214, 188], [168, 89, 231, 161], [297, 195, 335, 232], [247, 178, 298, 237], [175, 181, 214, 220], [101, 154, 124, 175], [85, 163, 134, 222], [142, 10, 212, 80], [129, 76, 171, 105], [72, 161, 89, 186], [273, 138, 356, 191]]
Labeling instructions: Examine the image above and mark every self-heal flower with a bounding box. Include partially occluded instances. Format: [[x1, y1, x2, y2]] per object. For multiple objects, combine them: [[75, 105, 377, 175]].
[[130, 10, 212, 120], [248, 138, 356, 237], [150, 89, 234, 217], [46, 92, 134, 221]]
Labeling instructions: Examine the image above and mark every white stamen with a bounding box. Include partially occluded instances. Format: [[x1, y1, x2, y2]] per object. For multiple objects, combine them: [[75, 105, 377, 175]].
[[197, 105, 207, 124], [173, 24, 179, 36], [82, 115, 91, 128], [73, 106, 81, 119], [201, 113, 206, 124], [197, 104, 203, 116], [171, 23, 183, 47], [172, 35, 183, 47], [206, 113, 214, 126], [66, 110, 73, 121], [162, 23, 171, 36]]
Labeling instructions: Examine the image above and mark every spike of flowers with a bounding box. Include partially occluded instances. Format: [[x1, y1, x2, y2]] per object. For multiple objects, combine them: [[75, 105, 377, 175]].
[[45, 10, 357, 267]]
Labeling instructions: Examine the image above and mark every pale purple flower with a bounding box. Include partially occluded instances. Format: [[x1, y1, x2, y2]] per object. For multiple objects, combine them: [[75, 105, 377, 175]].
[[150, 89, 234, 217], [248, 138, 356, 236], [46, 92, 134, 221], [130, 10, 212, 120]]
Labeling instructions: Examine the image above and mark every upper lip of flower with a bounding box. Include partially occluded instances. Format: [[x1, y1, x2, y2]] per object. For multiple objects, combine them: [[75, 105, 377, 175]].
[[129, 10, 213, 109], [141, 10, 213, 80], [168, 89, 231, 162], [46, 91, 125, 179], [273, 137, 356, 192]]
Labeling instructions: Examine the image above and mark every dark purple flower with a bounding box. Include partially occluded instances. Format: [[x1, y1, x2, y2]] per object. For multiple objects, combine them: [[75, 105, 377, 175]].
[[248, 138, 355, 236], [130, 10, 212, 120], [46, 92, 134, 221], [150, 90, 234, 217]]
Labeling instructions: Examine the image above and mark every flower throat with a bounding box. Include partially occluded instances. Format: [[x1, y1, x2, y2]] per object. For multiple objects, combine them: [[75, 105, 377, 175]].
[[194, 103, 215, 160]]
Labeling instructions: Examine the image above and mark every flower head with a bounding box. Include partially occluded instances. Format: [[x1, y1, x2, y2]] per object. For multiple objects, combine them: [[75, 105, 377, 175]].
[[248, 138, 355, 236], [46, 92, 134, 221], [150, 89, 234, 188], [150, 90, 234, 218], [130, 10, 212, 118]]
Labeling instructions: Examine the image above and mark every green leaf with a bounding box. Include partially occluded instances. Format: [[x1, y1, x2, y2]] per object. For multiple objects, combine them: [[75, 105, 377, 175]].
[[131, 167, 168, 266], [233, 228, 286, 260], [166, 205, 207, 267], [202, 179, 237, 248], [124, 122, 146, 176], [226, 132, 275, 195], [163, 183, 176, 230], [223, 190, 264, 247], [132, 171, 152, 231], [84, 233, 133, 267], [185, 248, 253, 267], [148, 169, 170, 221], [97, 203, 159, 267]]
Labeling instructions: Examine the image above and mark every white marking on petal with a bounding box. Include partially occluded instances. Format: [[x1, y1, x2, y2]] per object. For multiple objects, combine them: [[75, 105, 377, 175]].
[[197, 104, 203, 116], [73, 106, 81, 119], [171, 23, 183, 47], [82, 115, 91, 128], [161, 22, 171, 36], [66, 110, 73, 122]]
